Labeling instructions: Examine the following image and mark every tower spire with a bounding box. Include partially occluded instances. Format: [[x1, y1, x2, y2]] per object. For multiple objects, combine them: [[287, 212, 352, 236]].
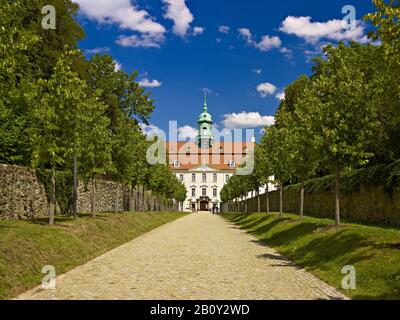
[[197, 94, 213, 148]]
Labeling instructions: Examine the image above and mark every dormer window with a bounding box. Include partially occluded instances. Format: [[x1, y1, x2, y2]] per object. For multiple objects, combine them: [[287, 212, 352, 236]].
[[228, 160, 236, 168], [243, 147, 248, 152], [219, 147, 224, 152], [186, 147, 191, 152], [173, 160, 180, 168]]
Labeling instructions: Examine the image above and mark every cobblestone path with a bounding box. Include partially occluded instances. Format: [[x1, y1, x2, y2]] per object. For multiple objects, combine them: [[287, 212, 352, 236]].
[[18, 212, 347, 300]]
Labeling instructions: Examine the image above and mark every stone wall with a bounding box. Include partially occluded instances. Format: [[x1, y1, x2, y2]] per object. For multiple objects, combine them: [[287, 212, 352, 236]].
[[76, 180, 128, 214], [223, 184, 400, 227], [0, 164, 175, 219], [0, 164, 50, 219]]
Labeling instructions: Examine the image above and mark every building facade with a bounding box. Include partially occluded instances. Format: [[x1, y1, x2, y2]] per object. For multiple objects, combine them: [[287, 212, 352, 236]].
[[168, 97, 254, 212]]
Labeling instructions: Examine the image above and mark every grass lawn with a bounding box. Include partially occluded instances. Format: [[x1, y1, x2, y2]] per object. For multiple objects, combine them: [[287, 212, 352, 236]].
[[0, 211, 186, 300], [221, 212, 400, 300]]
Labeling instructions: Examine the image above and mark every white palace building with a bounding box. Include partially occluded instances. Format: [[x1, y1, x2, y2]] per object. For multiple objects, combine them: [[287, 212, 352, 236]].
[[167, 97, 256, 212]]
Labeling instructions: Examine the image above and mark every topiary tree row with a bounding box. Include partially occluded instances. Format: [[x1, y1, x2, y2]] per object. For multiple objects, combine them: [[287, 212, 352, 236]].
[[0, 0, 185, 225], [221, 0, 400, 226]]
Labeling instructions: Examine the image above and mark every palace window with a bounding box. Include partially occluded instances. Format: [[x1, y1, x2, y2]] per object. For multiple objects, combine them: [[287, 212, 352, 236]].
[[228, 160, 236, 168], [179, 174, 184, 182], [213, 173, 217, 182], [213, 188, 218, 198], [202, 188, 207, 197], [202, 173, 207, 183], [192, 188, 196, 198], [192, 173, 196, 182], [225, 174, 230, 182]]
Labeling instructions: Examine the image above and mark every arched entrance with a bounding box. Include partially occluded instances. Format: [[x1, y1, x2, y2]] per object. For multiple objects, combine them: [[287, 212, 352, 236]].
[[200, 200, 209, 211], [198, 196, 210, 211]]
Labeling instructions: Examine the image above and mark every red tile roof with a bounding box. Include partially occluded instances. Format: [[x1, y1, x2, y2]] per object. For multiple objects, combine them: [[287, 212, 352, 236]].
[[167, 141, 254, 172]]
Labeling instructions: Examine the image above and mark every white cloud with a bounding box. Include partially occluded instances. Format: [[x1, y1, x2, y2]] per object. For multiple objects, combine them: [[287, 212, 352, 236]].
[[279, 47, 293, 59], [276, 91, 285, 101], [75, 0, 165, 34], [222, 112, 275, 129], [255, 35, 282, 51], [116, 33, 165, 48], [163, 0, 194, 37], [252, 69, 262, 74], [114, 60, 122, 71], [238, 28, 282, 52], [238, 28, 252, 39], [257, 82, 277, 98], [280, 16, 368, 44], [84, 47, 111, 55], [178, 125, 197, 141], [138, 78, 162, 88], [219, 25, 230, 34], [202, 87, 218, 96], [139, 123, 164, 137], [193, 26, 205, 36]]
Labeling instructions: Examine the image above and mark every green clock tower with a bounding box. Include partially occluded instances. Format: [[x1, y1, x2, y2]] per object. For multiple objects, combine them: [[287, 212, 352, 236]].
[[196, 94, 214, 149]]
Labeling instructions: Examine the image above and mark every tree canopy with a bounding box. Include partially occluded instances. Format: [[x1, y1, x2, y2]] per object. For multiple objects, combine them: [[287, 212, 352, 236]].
[[221, 0, 400, 225], [0, 0, 185, 223]]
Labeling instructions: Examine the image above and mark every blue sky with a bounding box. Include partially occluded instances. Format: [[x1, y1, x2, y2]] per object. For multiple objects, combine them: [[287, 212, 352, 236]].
[[76, 0, 376, 141]]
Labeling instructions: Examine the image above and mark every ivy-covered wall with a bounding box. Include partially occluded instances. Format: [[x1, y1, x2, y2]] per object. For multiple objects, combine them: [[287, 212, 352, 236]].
[[0, 164, 169, 219]]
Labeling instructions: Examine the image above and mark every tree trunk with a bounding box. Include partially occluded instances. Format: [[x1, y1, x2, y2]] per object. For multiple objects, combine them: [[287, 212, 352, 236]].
[[141, 185, 145, 212], [73, 156, 77, 219], [257, 192, 261, 213], [91, 176, 96, 218], [266, 185, 270, 214], [335, 171, 341, 226], [130, 185, 136, 212], [300, 178, 305, 222], [128, 185, 132, 212], [151, 195, 155, 211], [116, 183, 119, 213], [279, 183, 283, 217], [136, 186, 140, 211], [49, 168, 56, 226]]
